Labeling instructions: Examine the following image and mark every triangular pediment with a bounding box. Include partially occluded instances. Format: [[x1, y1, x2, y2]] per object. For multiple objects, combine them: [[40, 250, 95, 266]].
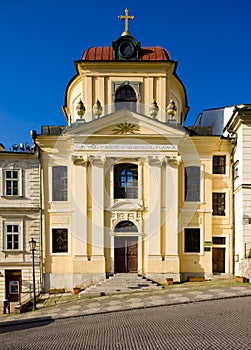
[[64, 109, 187, 138]]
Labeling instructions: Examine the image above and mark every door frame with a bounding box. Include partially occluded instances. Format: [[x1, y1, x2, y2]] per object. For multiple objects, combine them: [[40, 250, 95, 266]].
[[5, 270, 22, 302], [212, 235, 229, 274], [212, 247, 226, 273]]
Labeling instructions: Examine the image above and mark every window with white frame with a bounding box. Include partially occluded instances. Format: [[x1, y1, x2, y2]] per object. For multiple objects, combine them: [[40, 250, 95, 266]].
[[213, 155, 226, 174], [52, 166, 68, 201], [114, 163, 138, 199], [3, 170, 22, 196], [233, 161, 239, 179], [4, 222, 22, 251], [212, 193, 226, 216]]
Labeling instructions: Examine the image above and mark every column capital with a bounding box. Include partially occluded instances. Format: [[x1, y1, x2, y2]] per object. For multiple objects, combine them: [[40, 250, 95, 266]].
[[72, 154, 88, 166], [89, 155, 106, 166], [147, 155, 165, 166], [165, 154, 181, 166]]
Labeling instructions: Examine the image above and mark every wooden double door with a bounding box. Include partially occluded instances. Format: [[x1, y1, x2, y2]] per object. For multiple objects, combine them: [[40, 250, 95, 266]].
[[114, 236, 138, 273]]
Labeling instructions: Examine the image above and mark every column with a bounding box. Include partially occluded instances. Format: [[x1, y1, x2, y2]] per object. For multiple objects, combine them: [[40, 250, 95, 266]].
[[110, 159, 115, 207], [90, 155, 106, 259], [98, 76, 105, 109], [147, 156, 163, 260], [165, 155, 180, 258], [138, 159, 143, 206], [137, 212, 143, 273], [72, 155, 88, 258], [84, 76, 93, 118]]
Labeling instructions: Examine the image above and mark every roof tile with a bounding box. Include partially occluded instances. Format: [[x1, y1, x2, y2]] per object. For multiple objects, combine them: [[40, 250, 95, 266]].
[[82, 46, 170, 61]]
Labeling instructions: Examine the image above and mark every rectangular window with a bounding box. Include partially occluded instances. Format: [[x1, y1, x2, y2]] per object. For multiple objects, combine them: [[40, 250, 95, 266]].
[[52, 166, 68, 201], [213, 156, 226, 174], [213, 193, 226, 216], [185, 166, 200, 202], [114, 164, 138, 199], [184, 228, 201, 253], [52, 228, 68, 253], [6, 224, 20, 250], [3, 170, 21, 196], [233, 161, 239, 179], [244, 243, 251, 258], [212, 237, 226, 245]]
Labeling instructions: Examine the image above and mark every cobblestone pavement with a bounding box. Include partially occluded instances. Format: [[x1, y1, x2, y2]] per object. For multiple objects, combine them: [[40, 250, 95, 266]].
[[0, 279, 250, 328], [0, 297, 250, 349]]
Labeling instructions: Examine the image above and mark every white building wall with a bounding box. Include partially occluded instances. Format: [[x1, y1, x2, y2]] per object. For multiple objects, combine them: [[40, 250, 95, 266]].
[[0, 154, 40, 306]]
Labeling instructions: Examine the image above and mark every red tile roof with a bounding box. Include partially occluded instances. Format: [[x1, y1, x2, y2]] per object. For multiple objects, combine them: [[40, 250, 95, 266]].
[[82, 46, 170, 61]]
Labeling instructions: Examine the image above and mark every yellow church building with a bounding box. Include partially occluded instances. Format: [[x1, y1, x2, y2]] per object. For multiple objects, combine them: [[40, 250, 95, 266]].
[[35, 9, 233, 291]]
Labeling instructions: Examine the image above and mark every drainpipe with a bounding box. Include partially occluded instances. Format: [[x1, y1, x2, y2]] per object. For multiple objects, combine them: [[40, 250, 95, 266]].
[[226, 129, 237, 276], [38, 151, 43, 292], [31, 130, 43, 293]]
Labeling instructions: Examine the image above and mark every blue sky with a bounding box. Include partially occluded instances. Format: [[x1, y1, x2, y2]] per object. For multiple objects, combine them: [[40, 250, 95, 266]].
[[0, 0, 250, 149]]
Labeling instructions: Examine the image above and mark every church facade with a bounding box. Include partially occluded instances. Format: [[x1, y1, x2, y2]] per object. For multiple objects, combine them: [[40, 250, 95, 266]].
[[35, 11, 234, 291]]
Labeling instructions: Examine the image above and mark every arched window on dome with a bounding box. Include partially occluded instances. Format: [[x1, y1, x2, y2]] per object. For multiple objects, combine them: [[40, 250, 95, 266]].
[[114, 220, 138, 233], [115, 86, 137, 112]]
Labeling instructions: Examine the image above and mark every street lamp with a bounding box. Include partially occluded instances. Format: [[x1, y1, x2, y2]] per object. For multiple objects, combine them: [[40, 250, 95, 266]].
[[29, 237, 37, 310]]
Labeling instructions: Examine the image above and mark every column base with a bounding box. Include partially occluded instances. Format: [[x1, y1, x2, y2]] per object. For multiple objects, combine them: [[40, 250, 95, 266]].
[[148, 255, 162, 261], [91, 255, 105, 261], [73, 255, 88, 261]]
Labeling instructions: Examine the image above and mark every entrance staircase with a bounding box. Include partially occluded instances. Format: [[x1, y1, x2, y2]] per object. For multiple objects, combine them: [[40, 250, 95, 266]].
[[80, 273, 163, 298]]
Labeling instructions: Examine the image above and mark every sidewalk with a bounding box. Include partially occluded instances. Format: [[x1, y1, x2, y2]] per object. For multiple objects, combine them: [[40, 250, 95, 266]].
[[1, 280, 250, 328]]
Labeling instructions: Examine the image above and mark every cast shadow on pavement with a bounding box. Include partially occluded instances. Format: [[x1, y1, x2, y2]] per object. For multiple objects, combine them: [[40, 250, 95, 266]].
[[0, 316, 54, 333]]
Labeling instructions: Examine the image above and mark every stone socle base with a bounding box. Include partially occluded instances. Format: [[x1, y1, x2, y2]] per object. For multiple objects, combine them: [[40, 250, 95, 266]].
[[44, 273, 106, 292], [146, 273, 181, 284]]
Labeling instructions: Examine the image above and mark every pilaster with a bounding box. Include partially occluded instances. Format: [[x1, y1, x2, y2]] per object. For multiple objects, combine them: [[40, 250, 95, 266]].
[[147, 156, 164, 260], [165, 155, 180, 260], [71, 155, 88, 259], [90, 155, 106, 260]]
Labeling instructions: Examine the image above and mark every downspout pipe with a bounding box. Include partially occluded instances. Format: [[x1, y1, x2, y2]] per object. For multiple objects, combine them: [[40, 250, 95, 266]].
[[30, 130, 43, 293], [226, 128, 237, 276]]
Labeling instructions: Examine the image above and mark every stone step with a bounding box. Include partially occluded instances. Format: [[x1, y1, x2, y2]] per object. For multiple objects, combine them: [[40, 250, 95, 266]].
[[80, 273, 162, 298]]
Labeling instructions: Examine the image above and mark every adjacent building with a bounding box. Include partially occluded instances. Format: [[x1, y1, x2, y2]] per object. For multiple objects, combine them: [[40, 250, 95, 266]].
[[195, 105, 251, 280], [0, 145, 40, 306]]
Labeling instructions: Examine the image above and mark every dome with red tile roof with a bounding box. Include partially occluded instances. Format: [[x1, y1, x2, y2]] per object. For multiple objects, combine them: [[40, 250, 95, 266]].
[[82, 46, 170, 61]]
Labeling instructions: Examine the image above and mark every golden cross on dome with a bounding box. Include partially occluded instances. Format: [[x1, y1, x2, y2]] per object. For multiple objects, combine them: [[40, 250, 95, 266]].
[[118, 8, 135, 36]]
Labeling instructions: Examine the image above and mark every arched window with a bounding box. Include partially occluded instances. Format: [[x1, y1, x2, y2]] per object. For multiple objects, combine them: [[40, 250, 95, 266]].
[[114, 163, 138, 199], [114, 220, 138, 232], [115, 86, 137, 112]]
